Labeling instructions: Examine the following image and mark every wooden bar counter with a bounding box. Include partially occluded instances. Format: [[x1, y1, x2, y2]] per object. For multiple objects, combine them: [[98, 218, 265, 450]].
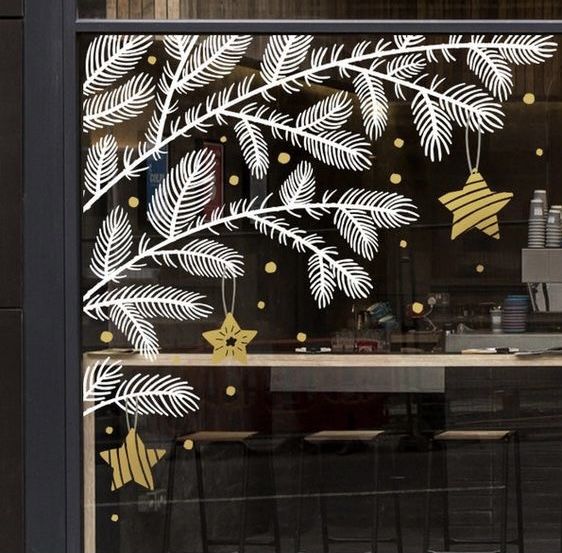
[[83, 352, 562, 553]]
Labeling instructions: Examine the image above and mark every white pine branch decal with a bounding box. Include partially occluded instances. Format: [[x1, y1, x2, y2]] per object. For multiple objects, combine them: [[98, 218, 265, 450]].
[[82, 34, 557, 210], [84, 134, 118, 196], [83, 73, 155, 132], [178, 34, 253, 93], [279, 161, 316, 208], [83, 35, 153, 96], [84, 284, 213, 322], [110, 303, 160, 360], [90, 206, 136, 281], [234, 115, 270, 178], [84, 163, 419, 349], [83, 357, 123, 403], [83, 369, 200, 417], [151, 238, 245, 279], [82, 33, 557, 359], [147, 148, 216, 238]]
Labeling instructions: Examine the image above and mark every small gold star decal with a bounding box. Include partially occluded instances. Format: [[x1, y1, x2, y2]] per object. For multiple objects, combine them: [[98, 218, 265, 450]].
[[439, 171, 513, 240], [100, 429, 166, 491], [202, 312, 257, 364]]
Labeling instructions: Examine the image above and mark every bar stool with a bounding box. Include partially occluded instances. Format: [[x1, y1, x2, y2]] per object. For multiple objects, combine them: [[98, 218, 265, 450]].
[[294, 430, 403, 553], [423, 430, 524, 553], [163, 431, 281, 553]]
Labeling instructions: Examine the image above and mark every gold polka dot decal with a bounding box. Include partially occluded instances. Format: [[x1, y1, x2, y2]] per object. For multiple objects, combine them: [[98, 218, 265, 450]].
[[536, 148, 544, 157], [183, 439, 194, 451], [128, 196, 139, 208], [219, 135, 228, 143], [228, 174, 239, 186], [147, 55, 157, 65], [296, 332, 307, 343], [390, 173, 402, 185], [523, 92, 535, 105], [105, 426, 114, 435], [399, 240, 408, 248], [476, 264, 485, 273], [100, 331, 113, 344], [225, 385, 237, 397], [257, 300, 266, 310], [412, 302, 424, 315], [394, 138, 404, 148], [264, 261, 277, 274], [111, 514, 119, 523], [277, 152, 291, 164]]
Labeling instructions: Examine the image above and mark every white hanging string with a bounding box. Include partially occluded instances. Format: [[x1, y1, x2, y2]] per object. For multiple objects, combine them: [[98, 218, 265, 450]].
[[465, 124, 482, 174], [221, 276, 237, 316], [125, 397, 138, 432]]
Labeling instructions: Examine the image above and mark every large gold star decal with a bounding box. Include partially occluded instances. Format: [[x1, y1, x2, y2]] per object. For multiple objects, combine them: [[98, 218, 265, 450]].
[[202, 312, 257, 364], [439, 170, 513, 240], [100, 429, 166, 491]]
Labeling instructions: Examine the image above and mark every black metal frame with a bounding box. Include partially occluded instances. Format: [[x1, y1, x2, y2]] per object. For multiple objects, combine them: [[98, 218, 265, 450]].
[[22, 7, 561, 552]]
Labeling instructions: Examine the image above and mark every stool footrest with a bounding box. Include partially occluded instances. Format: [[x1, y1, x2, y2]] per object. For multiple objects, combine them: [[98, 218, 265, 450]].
[[428, 550, 500, 553], [208, 537, 277, 546], [450, 537, 519, 545], [328, 534, 398, 543]]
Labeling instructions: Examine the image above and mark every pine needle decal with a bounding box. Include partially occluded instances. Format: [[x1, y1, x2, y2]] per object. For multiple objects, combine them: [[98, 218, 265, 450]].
[[84, 135, 118, 195], [82, 365, 200, 418], [83, 357, 123, 403], [83, 73, 155, 132], [82, 32, 557, 360], [81, 33, 557, 210], [90, 206, 135, 282], [111, 374, 200, 417], [83, 35, 153, 96], [147, 148, 215, 238], [84, 285, 213, 322]]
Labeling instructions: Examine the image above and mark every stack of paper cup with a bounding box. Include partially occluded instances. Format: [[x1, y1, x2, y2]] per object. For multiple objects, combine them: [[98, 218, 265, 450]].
[[528, 198, 546, 248], [551, 205, 562, 248], [534, 190, 548, 211], [546, 208, 561, 247]]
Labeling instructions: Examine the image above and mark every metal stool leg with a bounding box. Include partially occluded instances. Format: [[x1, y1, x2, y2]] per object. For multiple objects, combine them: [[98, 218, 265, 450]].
[[294, 444, 305, 553], [500, 437, 510, 553], [513, 433, 524, 553], [267, 447, 282, 553], [391, 477, 404, 553], [239, 445, 250, 553], [318, 446, 330, 553], [442, 442, 451, 551], [162, 440, 178, 553], [194, 444, 209, 553], [370, 440, 380, 553], [423, 442, 433, 553]]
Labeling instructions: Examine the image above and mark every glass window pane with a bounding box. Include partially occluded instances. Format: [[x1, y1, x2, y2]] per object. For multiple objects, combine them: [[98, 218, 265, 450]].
[[80, 32, 562, 553], [78, 0, 562, 20]]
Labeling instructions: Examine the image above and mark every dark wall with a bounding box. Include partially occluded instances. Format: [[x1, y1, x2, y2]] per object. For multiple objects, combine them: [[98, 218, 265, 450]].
[[0, 0, 21, 17], [0, 2, 22, 552]]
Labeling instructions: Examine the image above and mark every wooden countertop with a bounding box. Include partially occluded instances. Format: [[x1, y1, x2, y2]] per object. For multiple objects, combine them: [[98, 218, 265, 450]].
[[83, 352, 562, 367]]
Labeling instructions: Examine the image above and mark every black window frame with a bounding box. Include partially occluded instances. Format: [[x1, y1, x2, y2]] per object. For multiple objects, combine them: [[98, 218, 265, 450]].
[[23, 3, 562, 552]]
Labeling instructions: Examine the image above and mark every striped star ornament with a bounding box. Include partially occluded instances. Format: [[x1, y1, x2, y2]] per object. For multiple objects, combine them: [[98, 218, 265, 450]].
[[100, 429, 166, 491], [439, 170, 513, 240]]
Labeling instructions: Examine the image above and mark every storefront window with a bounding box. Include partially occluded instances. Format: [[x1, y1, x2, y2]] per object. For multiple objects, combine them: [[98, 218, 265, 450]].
[[78, 1, 562, 20], [81, 32, 562, 553]]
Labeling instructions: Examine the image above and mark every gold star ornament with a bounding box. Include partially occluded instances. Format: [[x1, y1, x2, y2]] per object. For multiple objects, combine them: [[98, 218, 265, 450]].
[[439, 170, 513, 240], [100, 429, 166, 491], [202, 312, 257, 364]]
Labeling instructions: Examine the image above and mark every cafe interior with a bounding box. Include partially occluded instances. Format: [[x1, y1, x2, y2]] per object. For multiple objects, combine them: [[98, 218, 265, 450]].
[[81, 31, 562, 553]]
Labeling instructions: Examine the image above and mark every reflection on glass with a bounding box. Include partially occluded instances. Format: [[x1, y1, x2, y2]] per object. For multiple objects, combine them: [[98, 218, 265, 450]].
[[78, 0, 562, 20], [80, 33, 562, 553]]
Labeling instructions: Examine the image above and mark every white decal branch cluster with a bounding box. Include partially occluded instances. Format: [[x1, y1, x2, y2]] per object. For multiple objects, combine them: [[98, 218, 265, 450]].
[[82, 33, 556, 360]]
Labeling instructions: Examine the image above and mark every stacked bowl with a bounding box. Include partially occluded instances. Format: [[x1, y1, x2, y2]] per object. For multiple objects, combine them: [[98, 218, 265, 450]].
[[501, 295, 530, 333]]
